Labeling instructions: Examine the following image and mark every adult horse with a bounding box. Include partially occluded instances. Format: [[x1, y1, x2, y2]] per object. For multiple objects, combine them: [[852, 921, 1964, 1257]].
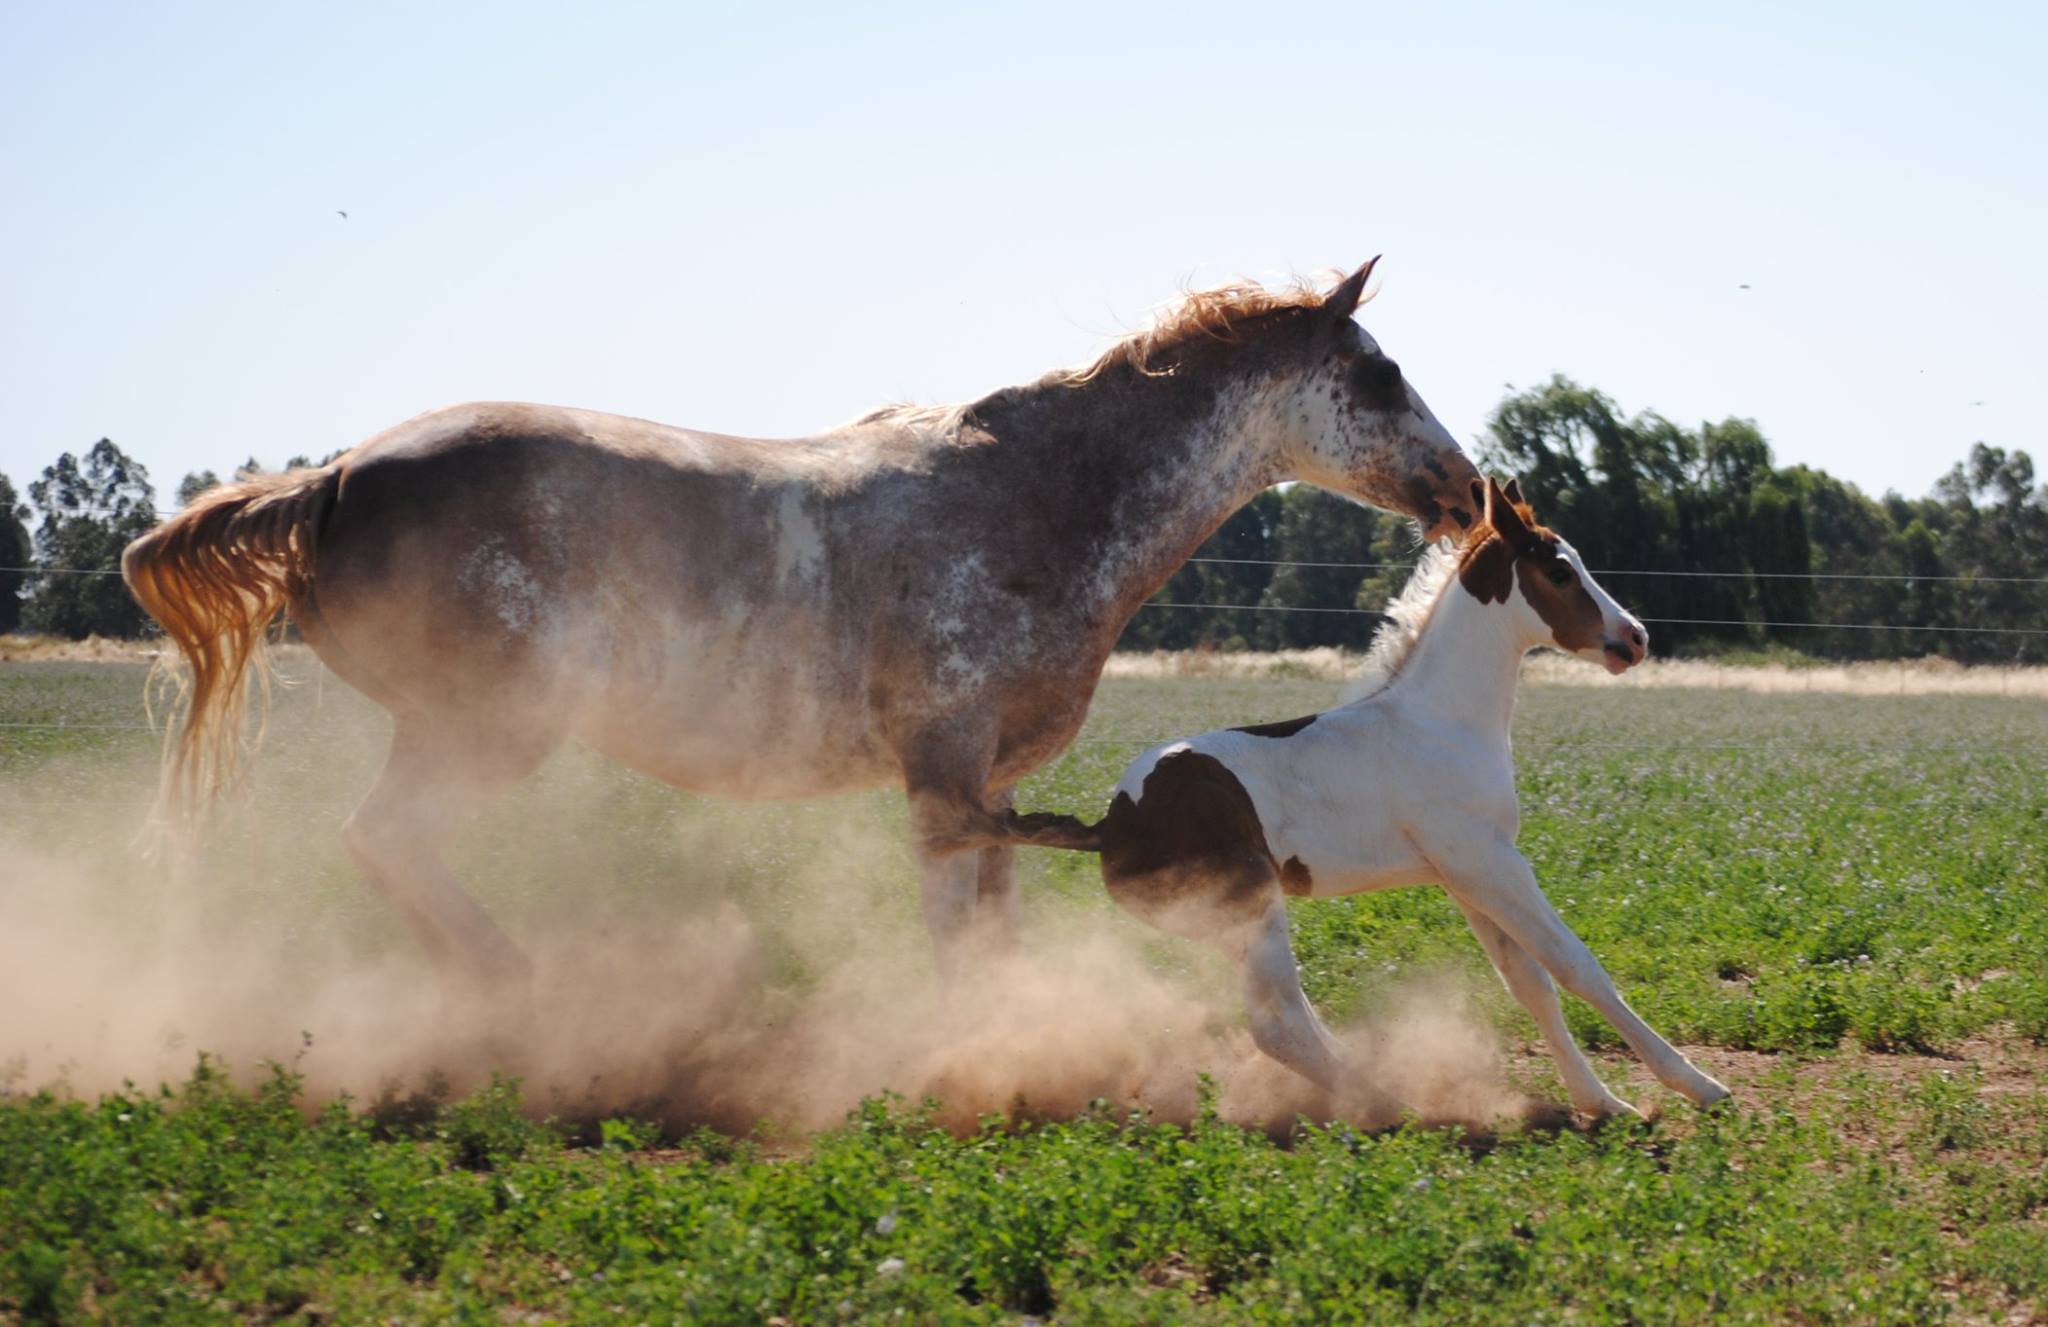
[[124, 261, 1481, 982]]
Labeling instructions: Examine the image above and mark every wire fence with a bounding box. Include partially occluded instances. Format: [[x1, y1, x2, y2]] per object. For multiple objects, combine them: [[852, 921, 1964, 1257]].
[[6, 557, 2048, 754], [1139, 602, 2048, 636], [9, 561, 2048, 642], [1187, 557, 2048, 586], [15, 559, 2048, 585]]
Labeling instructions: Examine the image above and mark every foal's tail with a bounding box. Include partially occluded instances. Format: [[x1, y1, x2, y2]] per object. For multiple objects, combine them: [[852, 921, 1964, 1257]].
[[1000, 810, 1105, 853], [122, 464, 342, 826]]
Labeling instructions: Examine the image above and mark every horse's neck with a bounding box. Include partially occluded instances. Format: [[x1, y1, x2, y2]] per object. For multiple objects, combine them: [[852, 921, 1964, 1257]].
[[1105, 408, 1285, 619], [971, 368, 1292, 624], [1377, 584, 1527, 741]]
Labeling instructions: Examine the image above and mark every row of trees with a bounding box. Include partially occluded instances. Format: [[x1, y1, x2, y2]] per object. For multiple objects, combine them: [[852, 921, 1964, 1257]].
[[0, 445, 331, 638], [1119, 375, 2048, 663], [5, 380, 2045, 660]]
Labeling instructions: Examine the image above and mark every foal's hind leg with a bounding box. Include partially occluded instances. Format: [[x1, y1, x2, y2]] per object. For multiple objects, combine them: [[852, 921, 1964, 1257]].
[[1239, 902, 1347, 1093], [343, 716, 559, 984]]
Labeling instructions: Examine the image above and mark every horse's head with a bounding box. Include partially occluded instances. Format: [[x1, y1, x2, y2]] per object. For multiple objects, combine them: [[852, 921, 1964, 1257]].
[[1282, 260, 1483, 540], [1458, 476, 1647, 673]]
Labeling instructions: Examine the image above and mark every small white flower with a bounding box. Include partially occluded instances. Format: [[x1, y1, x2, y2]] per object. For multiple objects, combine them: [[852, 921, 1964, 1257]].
[[876, 1257, 906, 1278]]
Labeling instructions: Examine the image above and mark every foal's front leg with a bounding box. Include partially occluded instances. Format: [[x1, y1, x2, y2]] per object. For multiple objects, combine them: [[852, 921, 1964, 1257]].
[[1424, 822, 1731, 1107], [1450, 898, 1639, 1119]]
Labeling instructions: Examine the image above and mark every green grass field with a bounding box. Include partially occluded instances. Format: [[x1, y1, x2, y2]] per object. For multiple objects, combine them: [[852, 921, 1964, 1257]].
[[2, 657, 2045, 1323]]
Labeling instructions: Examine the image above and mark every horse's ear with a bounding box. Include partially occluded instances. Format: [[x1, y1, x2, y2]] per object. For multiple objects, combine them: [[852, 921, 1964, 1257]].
[[1319, 256, 1380, 327], [1502, 476, 1526, 507], [1488, 476, 1536, 550]]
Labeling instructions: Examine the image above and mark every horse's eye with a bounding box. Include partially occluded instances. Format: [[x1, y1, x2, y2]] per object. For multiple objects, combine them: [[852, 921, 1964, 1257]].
[[1348, 355, 1407, 411], [1546, 563, 1573, 586]]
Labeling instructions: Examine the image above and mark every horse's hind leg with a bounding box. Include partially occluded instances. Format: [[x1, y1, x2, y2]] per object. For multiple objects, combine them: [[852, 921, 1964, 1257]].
[[973, 786, 1022, 951], [900, 725, 1014, 981], [342, 715, 559, 984]]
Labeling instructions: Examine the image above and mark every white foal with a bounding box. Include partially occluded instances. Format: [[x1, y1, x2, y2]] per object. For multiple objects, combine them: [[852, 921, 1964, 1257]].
[[1006, 477, 1731, 1118]]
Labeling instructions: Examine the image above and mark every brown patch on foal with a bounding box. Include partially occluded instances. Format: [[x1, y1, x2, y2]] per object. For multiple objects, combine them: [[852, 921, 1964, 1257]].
[[1454, 479, 1604, 651], [1232, 714, 1319, 739], [1457, 536, 1514, 605], [1515, 552, 1604, 653], [1098, 751, 1283, 936]]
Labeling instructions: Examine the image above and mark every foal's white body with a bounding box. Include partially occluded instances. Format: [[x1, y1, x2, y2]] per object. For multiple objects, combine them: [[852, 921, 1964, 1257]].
[[1098, 504, 1731, 1117]]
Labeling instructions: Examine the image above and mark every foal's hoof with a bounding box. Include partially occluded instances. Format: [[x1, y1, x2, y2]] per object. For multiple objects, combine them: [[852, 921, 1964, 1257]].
[[1685, 1072, 1735, 1109], [1580, 1094, 1645, 1124], [1693, 1084, 1737, 1113]]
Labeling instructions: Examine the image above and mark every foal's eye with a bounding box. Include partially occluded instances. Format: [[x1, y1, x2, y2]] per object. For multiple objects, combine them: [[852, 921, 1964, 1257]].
[[1545, 563, 1573, 586]]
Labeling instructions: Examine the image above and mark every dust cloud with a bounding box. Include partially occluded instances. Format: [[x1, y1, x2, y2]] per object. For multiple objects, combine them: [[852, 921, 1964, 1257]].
[[0, 819, 1540, 1138]]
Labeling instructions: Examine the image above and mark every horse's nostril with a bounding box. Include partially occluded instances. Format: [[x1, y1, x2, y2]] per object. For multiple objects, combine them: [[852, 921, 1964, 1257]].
[[1629, 627, 1645, 646]]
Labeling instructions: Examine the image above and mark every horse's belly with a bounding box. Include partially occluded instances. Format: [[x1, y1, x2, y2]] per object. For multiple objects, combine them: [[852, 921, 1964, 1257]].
[[580, 700, 898, 799], [575, 633, 899, 800]]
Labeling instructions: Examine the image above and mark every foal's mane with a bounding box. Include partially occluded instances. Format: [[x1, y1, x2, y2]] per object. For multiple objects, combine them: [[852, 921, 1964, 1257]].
[[1339, 542, 1462, 704], [1340, 491, 1558, 703]]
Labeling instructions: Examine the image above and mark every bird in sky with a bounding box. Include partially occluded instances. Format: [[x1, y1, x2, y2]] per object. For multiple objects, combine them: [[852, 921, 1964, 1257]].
[[336, 209, 348, 220]]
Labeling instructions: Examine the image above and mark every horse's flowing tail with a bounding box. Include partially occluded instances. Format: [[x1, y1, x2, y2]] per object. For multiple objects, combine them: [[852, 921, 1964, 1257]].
[[1001, 810, 1105, 853], [122, 465, 341, 825]]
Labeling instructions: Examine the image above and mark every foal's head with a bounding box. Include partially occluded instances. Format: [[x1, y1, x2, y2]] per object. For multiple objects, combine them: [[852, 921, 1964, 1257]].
[[1458, 477, 1648, 673]]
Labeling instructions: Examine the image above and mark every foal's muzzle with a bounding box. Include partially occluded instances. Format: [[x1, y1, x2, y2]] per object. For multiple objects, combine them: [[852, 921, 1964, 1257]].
[[1602, 624, 1649, 674]]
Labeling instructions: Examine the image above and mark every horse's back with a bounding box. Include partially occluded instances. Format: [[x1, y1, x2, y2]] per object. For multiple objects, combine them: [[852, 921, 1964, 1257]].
[[304, 402, 910, 790]]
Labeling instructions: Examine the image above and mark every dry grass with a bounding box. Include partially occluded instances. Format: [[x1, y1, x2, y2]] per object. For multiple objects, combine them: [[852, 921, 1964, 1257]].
[[0, 634, 164, 664], [1104, 648, 2048, 697]]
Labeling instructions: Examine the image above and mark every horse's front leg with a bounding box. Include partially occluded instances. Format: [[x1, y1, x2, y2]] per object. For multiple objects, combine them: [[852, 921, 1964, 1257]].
[[1423, 821, 1731, 1108]]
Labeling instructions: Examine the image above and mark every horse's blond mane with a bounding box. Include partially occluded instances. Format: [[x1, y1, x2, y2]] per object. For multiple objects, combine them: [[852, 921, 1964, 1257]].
[[1065, 277, 1356, 384], [842, 278, 1357, 431], [1339, 541, 1462, 704]]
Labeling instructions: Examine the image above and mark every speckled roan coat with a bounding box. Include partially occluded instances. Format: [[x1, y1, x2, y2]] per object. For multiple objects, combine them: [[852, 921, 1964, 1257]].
[[124, 264, 1481, 981]]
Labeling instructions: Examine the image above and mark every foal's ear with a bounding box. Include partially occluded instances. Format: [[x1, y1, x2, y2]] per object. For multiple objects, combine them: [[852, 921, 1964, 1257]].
[[1502, 476, 1526, 507], [1487, 476, 1536, 549], [1319, 256, 1381, 326]]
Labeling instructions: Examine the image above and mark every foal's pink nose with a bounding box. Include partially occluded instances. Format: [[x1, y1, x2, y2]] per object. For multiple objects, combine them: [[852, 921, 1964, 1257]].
[[1603, 622, 1648, 672]]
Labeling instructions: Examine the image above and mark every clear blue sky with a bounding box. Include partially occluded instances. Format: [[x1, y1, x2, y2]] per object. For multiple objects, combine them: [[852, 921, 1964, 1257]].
[[4, 1, 2042, 505]]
